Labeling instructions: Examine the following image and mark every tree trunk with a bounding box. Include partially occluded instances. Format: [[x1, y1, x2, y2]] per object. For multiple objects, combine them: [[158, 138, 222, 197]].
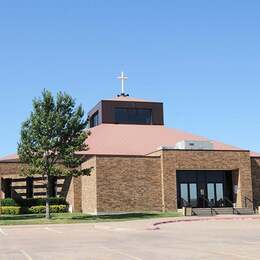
[[45, 174, 51, 219]]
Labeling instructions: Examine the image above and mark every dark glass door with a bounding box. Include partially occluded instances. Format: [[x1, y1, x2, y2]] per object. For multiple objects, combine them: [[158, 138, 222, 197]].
[[180, 183, 188, 206], [215, 183, 224, 207], [179, 183, 198, 207], [207, 183, 215, 206], [206, 183, 224, 207], [197, 180, 206, 208], [177, 170, 233, 208], [189, 183, 198, 207]]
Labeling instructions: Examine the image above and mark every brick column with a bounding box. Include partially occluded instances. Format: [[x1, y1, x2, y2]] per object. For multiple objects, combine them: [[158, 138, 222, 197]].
[[73, 176, 82, 212]]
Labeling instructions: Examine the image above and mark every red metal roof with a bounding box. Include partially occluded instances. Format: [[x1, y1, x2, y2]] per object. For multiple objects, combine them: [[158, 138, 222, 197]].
[[0, 124, 255, 162], [0, 153, 19, 162], [79, 124, 244, 156], [250, 151, 260, 158]]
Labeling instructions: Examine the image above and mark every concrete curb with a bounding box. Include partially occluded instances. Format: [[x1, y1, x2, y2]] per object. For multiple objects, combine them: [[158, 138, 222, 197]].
[[147, 215, 260, 230]]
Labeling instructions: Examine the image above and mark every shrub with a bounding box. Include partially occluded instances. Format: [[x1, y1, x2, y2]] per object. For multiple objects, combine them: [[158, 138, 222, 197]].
[[0, 206, 21, 215], [48, 197, 68, 206], [0, 198, 18, 206], [28, 205, 68, 214], [17, 197, 68, 207]]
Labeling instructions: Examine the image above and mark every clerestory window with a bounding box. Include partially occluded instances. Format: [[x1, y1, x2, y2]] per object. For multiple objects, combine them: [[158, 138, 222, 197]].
[[90, 112, 99, 127], [114, 108, 152, 125]]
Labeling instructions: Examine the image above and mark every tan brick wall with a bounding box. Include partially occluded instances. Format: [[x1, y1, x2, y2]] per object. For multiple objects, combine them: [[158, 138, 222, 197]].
[[65, 176, 82, 212], [0, 162, 23, 199], [251, 157, 260, 207], [0, 151, 255, 213], [73, 176, 82, 212], [0, 162, 22, 176], [65, 157, 97, 214], [159, 150, 252, 210], [95, 156, 162, 213], [64, 177, 73, 209], [81, 157, 97, 214], [0, 162, 70, 204]]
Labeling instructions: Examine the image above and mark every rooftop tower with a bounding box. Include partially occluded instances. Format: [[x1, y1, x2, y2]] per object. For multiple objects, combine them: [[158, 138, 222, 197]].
[[88, 72, 164, 127]]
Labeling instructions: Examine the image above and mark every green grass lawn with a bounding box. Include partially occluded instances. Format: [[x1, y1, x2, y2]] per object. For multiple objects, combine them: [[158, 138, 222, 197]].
[[0, 211, 180, 226]]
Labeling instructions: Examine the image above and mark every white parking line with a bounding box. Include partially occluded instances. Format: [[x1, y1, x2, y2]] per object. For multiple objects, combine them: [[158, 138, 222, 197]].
[[100, 246, 142, 260], [94, 225, 136, 232], [20, 249, 33, 260], [243, 240, 259, 244], [44, 227, 62, 234], [0, 228, 7, 236], [94, 225, 112, 231]]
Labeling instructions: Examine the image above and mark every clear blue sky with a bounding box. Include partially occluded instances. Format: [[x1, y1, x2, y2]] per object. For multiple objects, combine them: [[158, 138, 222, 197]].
[[0, 1, 260, 157]]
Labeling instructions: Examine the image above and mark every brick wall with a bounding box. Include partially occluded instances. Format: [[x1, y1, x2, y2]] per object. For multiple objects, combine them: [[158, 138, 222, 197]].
[[0, 162, 71, 205], [158, 150, 252, 210], [0, 162, 22, 176], [81, 157, 97, 214], [251, 157, 260, 207], [95, 155, 162, 214], [0, 151, 255, 214], [0, 162, 22, 199]]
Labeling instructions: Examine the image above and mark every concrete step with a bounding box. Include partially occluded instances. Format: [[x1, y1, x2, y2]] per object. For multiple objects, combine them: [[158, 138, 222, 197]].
[[235, 208, 255, 215], [214, 208, 234, 214], [192, 208, 217, 216], [192, 207, 254, 216]]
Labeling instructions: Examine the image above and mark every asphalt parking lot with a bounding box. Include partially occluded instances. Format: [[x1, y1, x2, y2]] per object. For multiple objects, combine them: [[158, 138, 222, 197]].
[[1, 216, 260, 260]]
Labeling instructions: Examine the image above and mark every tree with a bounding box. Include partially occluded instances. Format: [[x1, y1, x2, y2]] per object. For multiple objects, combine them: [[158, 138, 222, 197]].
[[18, 90, 91, 219]]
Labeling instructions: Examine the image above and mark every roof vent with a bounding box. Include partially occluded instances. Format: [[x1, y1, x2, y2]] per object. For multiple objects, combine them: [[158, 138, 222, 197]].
[[174, 140, 213, 150]]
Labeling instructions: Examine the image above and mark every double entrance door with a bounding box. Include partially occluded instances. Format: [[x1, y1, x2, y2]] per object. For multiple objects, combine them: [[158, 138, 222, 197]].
[[177, 170, 233, 208]]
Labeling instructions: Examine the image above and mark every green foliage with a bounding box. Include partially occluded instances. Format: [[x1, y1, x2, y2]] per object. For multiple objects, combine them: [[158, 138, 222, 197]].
[[17, 197, 68, 207], [17, 90, 91, 218], [17, 89, 91, 178], [0, 198, 68, 215], [0, 206, 21, 215], [28, 205, 68, 214], [0, 198, 18, 206]]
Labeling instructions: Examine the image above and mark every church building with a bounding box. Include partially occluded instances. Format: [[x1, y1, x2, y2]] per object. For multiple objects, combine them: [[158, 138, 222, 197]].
[[1, 76, 260, 215]]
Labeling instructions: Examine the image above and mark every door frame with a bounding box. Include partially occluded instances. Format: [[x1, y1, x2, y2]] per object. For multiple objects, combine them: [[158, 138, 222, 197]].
[[177, 170, 233, 208]]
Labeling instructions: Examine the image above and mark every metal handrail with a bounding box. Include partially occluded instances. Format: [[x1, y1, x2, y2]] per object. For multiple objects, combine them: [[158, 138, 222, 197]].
[[181, 198, 190, 208], [200, 196, 215, 216], [244, 196, 255, 211], [223, 197, 238, 214], [181, 198, 194, 216]]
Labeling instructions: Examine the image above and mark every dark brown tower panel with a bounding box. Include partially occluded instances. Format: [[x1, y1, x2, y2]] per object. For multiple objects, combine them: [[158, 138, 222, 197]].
[[88, 98, 164, 127]]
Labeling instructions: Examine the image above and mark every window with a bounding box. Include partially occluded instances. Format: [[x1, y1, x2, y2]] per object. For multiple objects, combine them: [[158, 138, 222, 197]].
[[4, 178, 12, 198], [216, 183, 224, 206], [180, 183, 188, 206], [90, 112, 99, 127], [189, 183, 197, 207], [179, 183, 197, 207], [26, 177, 33, 198], [114, 108, 152, 124], [207, 183, 215, 206], [49, 176, 57, 197]]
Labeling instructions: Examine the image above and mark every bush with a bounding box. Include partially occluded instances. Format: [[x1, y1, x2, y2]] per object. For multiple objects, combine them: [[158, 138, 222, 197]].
[[28, 205, 68, 214], [17, 197, 68, 207], [0, 198, 18, 206], [0, 206, 21, 215]]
